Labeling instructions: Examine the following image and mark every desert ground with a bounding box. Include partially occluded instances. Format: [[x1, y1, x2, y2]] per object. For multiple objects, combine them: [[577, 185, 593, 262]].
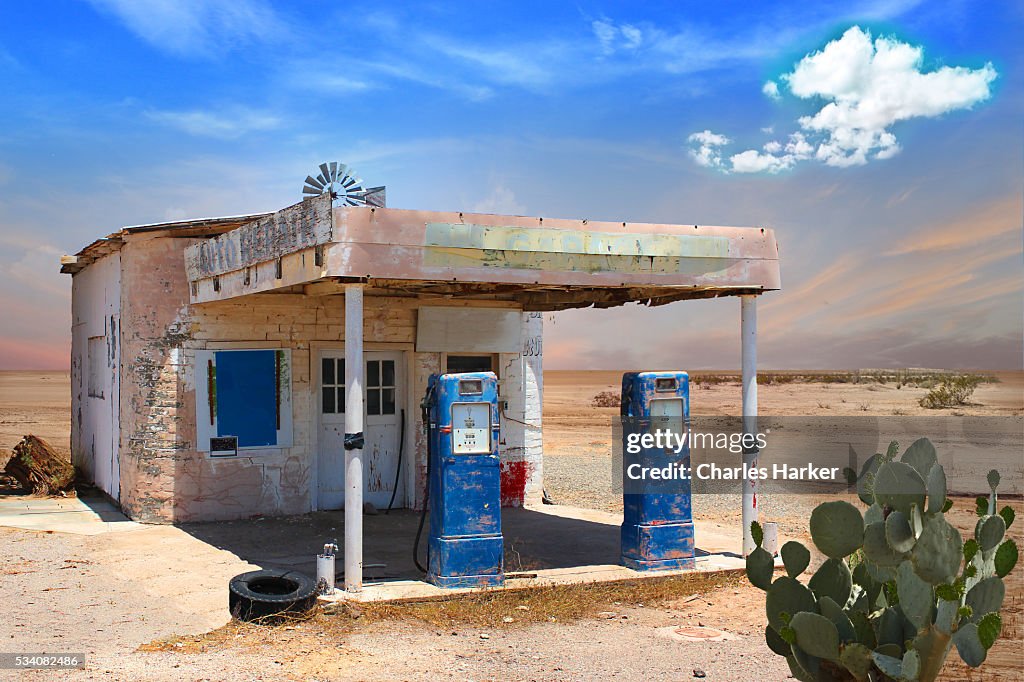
[[0, 369, 1021, 681]]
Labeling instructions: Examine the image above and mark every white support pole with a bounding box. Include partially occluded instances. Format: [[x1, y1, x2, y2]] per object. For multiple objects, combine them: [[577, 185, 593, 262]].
[[344, 284, 365, 592], [741, 294, 759, 556]]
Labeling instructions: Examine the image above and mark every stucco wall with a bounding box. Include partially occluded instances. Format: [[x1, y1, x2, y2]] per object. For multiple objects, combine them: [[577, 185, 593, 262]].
[[113, 232, 541, 523], [70, 251, 120, 499]]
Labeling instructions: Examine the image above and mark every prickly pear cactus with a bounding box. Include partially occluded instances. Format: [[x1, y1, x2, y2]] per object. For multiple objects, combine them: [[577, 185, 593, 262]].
[[745, 438, 1018, 682]]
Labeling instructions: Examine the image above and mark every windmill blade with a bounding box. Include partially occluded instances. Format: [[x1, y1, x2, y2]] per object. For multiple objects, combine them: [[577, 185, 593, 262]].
[[363, 186, 386, 208], [302, 162, 383, 207]]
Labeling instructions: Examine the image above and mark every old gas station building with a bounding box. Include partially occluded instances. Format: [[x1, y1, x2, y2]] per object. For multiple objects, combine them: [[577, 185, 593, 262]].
[[61, 191, 780, 591]]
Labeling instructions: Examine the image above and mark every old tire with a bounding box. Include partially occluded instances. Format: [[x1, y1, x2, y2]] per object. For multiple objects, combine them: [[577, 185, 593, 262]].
[[228, 569, 317, 622]]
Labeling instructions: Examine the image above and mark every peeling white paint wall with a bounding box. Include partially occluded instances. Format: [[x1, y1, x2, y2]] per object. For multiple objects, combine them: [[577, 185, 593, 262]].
[[496, 312, 544, 506], [70, 252, 121, 500]]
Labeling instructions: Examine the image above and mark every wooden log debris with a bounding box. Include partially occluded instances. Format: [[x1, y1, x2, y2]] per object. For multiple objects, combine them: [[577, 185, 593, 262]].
[[4, 435, 75, 495]]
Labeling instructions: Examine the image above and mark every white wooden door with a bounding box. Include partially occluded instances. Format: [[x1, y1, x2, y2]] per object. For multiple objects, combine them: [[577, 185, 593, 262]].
[[318, 351, 405, 510]]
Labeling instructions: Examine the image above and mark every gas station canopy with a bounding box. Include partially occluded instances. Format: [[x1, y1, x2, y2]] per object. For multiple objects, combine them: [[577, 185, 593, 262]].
[[183, 194, 780, 310]]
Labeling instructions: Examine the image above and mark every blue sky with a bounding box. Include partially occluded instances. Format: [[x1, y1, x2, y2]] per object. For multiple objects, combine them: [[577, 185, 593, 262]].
[[0, 1, 1021, 369]]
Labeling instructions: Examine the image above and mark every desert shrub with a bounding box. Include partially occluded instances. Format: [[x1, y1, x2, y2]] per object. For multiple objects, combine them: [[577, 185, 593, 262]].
[[746, 439, 1018, 681], [591, 391, 620, 408], [919, 376, 982, 409]]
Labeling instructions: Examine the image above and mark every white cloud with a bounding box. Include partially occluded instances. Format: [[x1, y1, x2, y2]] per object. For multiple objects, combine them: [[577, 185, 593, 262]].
[[687, 130, 731, 168], [620, 25, 643, 49], [592, 20, 618, 55], [86, 0, 283, 57], [593, 19, 644, 55], [762, 80, 780, 100], [688, 26, 998, 173], [147, 107, 281, 139], [729, 133, 814, 173], [730, 149, 791, 174]]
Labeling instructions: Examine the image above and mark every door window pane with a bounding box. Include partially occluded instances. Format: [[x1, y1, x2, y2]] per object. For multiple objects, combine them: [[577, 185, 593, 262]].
[[321, 357, 345, 414], [382, 388, 395, 415], [367, 388, 381, 415], [367, 360, 380, 388], [382, 360, 395, 386]]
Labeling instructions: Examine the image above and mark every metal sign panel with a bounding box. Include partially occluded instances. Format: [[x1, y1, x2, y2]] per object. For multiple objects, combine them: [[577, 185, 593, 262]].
[[184, 194, 332, 280], [416, 307, 523, 353]]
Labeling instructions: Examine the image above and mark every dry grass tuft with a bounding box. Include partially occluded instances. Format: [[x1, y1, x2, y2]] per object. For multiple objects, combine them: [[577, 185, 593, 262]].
[[591, 391, 620, 408], [353, 570, 747, 629], [139, 571, 749, 655]]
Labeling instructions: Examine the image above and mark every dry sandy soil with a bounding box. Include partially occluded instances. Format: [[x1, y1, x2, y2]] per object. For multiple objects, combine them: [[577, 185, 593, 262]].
[[0, 369, 1021, 681]]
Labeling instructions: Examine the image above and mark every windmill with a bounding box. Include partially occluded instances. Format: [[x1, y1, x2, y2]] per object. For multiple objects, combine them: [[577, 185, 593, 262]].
[[302, 163, 385, 208]]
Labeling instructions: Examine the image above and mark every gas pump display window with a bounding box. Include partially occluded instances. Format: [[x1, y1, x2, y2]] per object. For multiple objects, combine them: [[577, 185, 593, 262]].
[[366, 359, 396, 416], [451, 402, 492, 454], [654, 377, 678, 392], [649, 397, 686, 441]]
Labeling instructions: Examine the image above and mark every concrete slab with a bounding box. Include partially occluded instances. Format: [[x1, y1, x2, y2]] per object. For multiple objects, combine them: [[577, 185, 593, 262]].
[[175, 501, 781, 603], [317, 503, 780, 603], [0, 492, 143, 535]]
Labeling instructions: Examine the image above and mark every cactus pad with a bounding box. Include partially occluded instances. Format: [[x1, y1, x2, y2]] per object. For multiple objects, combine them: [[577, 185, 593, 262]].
[[790, 612, 840, 661], [896, 560, 933, 630], [965, 576, 1005, 623], [746, 545, 774, 590], [901, 438, 937, 479], [873, 461, 927, 516], [766, 576, 817, 631], [953, 623, 987, 667], [886, 510, 917, 553], [809, 500, 864, 558], [976, 515, 1006, 553], [864, 521, 905, 567], [781, 541, 810, 578], [911, 513, 962, 585], [809, 557, 853, 607], [926, 464, 946, 514]]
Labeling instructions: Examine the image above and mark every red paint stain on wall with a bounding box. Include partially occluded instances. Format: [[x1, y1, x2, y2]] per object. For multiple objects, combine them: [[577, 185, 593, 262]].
[[500, 461, 532, 507]]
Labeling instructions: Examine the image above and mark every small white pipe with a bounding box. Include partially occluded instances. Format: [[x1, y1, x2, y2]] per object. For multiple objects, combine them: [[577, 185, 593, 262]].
[[344, 284, 365, 592], [741, 295, 759, 556]]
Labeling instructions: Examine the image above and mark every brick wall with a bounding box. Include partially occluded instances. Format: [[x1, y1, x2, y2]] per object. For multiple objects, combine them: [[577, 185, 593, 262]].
[[115, 233, 540, 523]]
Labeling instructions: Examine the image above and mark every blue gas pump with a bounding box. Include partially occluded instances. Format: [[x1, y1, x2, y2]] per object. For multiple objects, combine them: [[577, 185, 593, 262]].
[[423, 372, 504, 588], [620, 371, 696, 571]]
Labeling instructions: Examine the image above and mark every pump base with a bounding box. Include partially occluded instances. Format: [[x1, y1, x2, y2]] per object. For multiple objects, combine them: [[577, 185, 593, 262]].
[[427, 534, 505, 589], [427, 572, 505, 588], [621, 555, 696, 571], [621, 521, 695, 572]]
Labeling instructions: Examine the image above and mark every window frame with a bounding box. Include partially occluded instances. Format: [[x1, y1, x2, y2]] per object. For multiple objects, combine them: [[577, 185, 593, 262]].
[[444, 353, 497, 375], [87, 335, 106, 399], [195, 348, 293, 454], [365, 357, 397, 417], [320, 355, 346, 416]]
